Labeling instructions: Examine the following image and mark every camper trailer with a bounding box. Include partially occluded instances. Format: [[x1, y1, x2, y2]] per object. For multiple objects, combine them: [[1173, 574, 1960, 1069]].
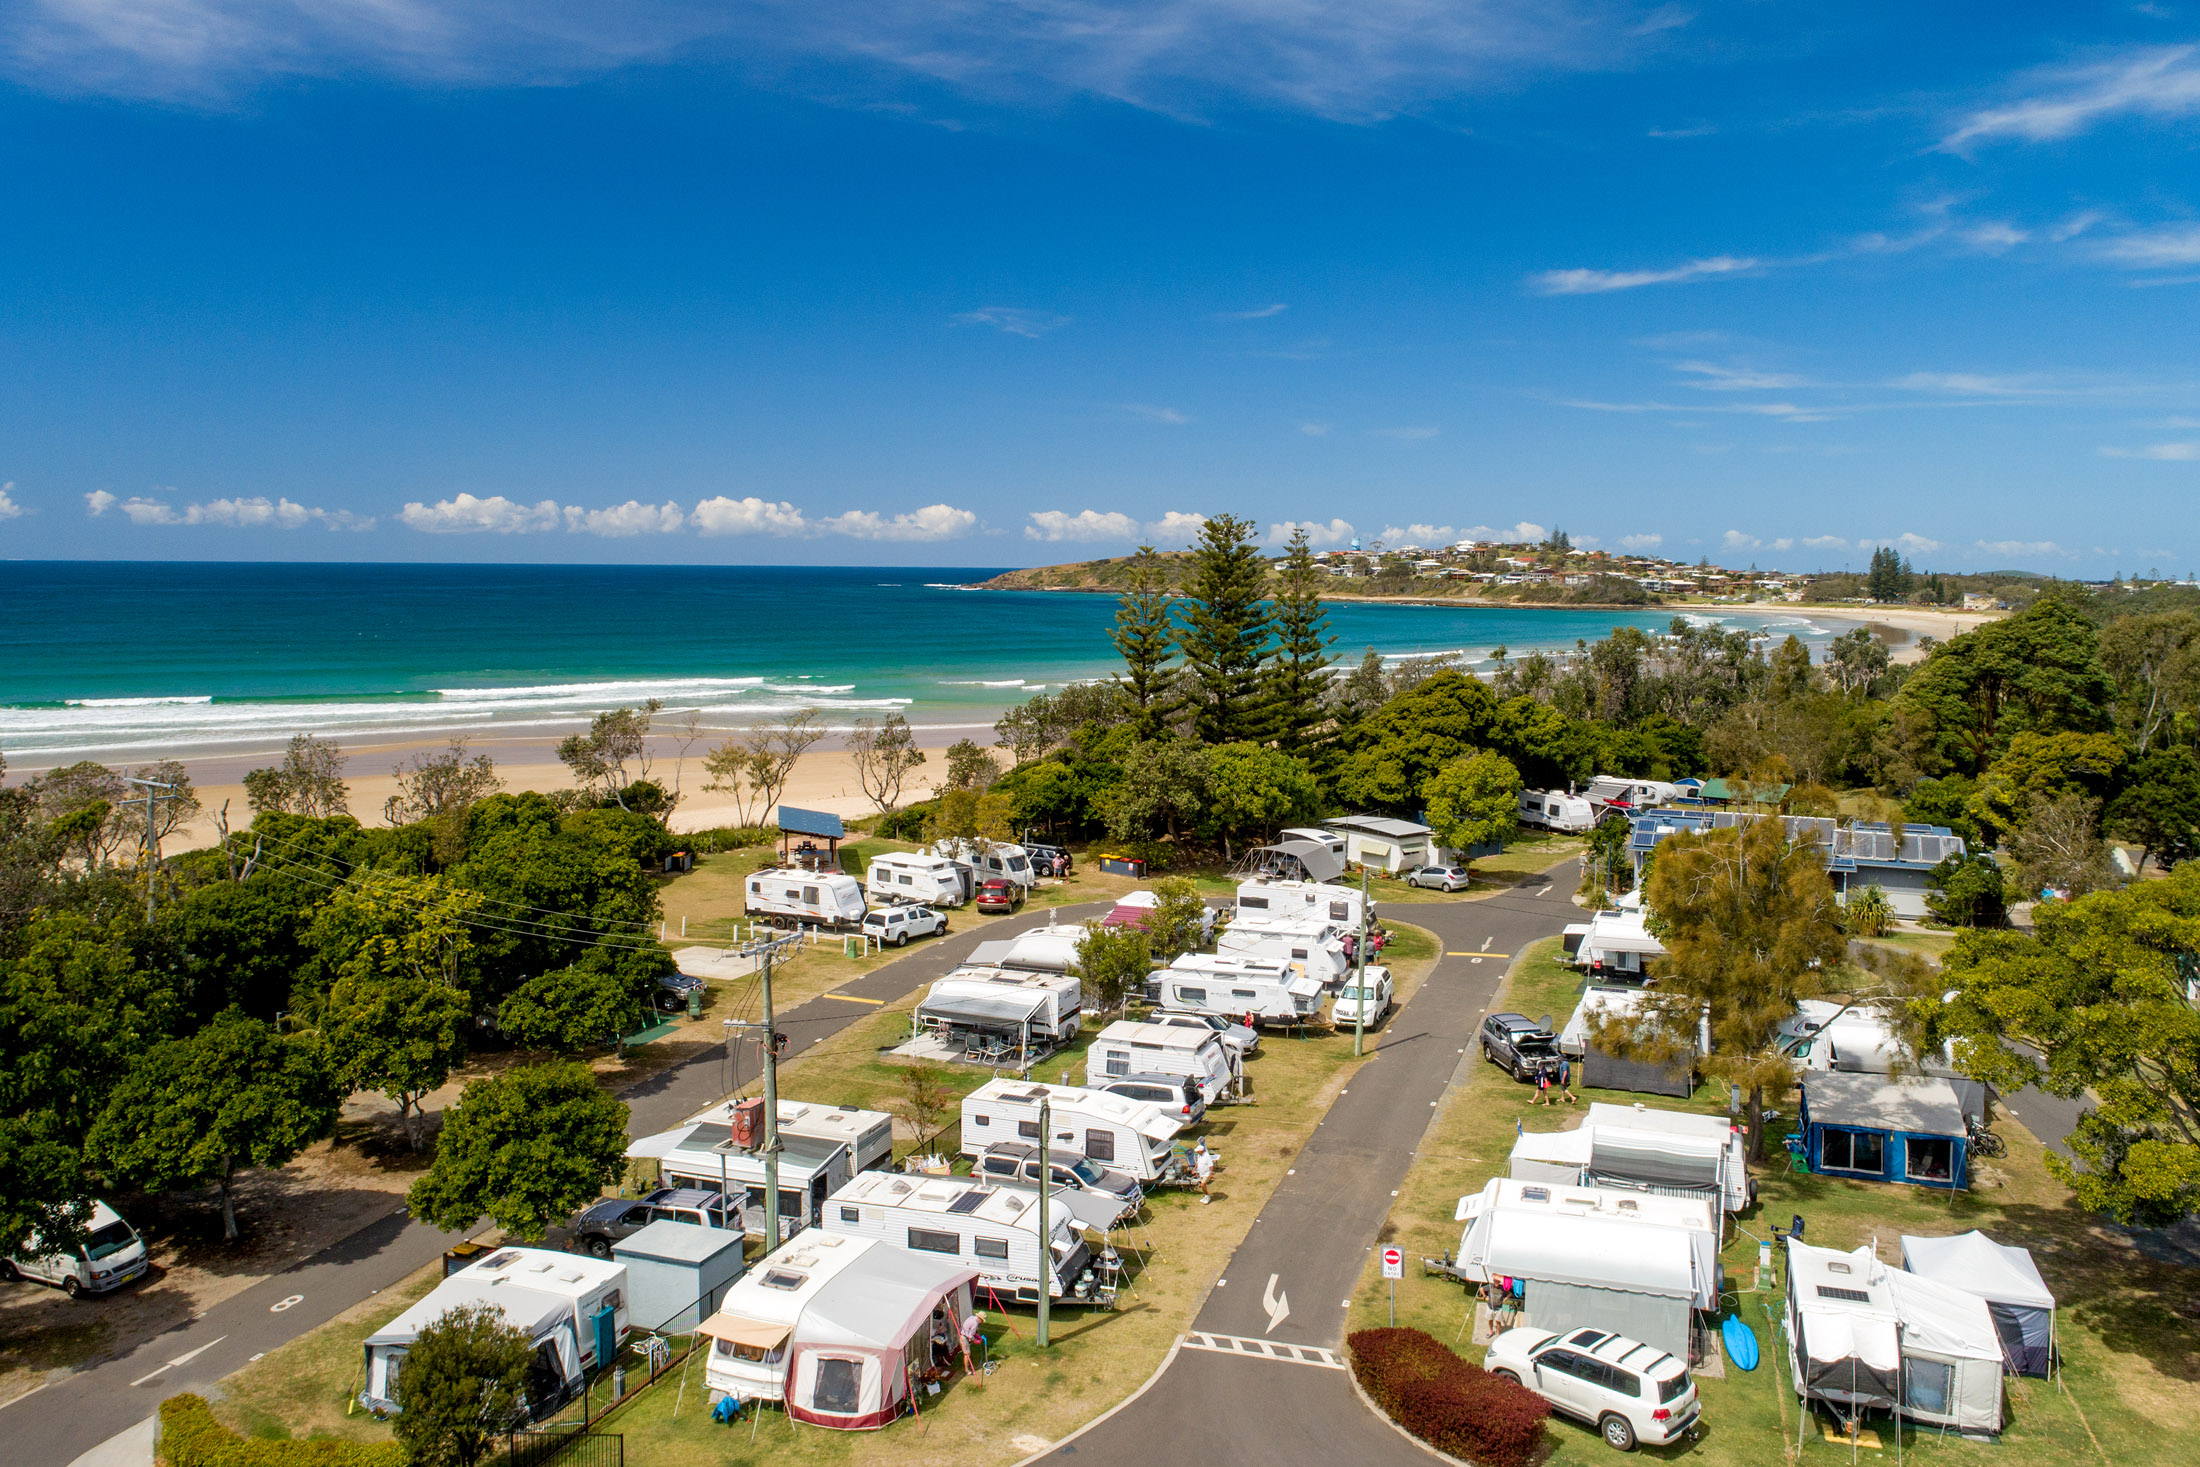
[[1508, 1103, 1753, 1214], [934, 839, 1039, 893], [864, 851, 969, 907], [915, 966, 1083, 1056], [960, 1079, 1184, 1182], [1573, 909, 1667, 979], [1146, 952, 1327, 1023], [360, 1248, 627, 1419], [699, 1233, 979, 1429], [821, 1172, 1093, 1305], [1084, 1020, 1235, 1106], [1234, 877, 1374, 928], [1784, 1239, 2005, 1435], [1517, 789, 1596, 834], [1584, 776, 1680, 812], [745, 869, 868, 930]]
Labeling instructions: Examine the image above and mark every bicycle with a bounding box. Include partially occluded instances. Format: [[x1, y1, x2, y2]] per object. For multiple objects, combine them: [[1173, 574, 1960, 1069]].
[[1967, 1121, 2006, 1159]]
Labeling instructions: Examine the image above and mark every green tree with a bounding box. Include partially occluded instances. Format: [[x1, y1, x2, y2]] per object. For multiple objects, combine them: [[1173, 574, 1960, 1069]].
[[1893, 596, 2116, 775], [1420, 751, 1522, 861], [848, 713, 927, 814], [311, 870, 484, 994], [1199, 743, 1321, 860], [1332, 671, 1501, 811], [1845, 884, 1895, 937], [1175, 514, 1271, 744], [388, 1303, 536, 1467], [1866, 545, 1913, 603], [324, 973, 471, 1149], [31, 761, 129, 868], [1902, 774, 1982, 846], [89, 1010, 340, 1240], [1579, 814, 1632, 901], [2004, 793, 2119, 900], [1074, 920, 1154, 1015], [242, 734, 351, 818], [1263, 526, 1335, 753], [1111, 546, 1180, 742], [1936, 865, 2200, 1223], [1600, 819, 1848, 1159], [406, 1061, 629, 1241], [555, 700, 663, 813], [1098, 738, 1209, 846], [496, 963, 642, 1054], [2097, 609, 2200, 752], [1966, 729, 2125, 844], [925, 787, 1012, 847], [383, 739, 503, 862], [2106, 748, 2200, 871], [1926, 851, 2009, 928], [943, 738, 1001, 791], [1144, 876, 1211, 964], [1824, 627, 1891, 695]]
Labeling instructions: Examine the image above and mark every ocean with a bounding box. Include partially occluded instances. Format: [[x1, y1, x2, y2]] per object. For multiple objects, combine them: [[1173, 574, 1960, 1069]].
[[0, 562, 1844, 765]]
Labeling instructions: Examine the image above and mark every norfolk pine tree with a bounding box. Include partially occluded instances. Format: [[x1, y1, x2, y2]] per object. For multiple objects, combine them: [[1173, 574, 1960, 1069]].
[[1112, 545, 1179, 741], [1263, 526, 1335, 753], [1176, 515, 1270, 745]]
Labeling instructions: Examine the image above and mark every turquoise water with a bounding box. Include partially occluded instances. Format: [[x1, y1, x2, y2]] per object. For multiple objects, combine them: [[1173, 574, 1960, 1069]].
[[0, 563, 1840, 763]]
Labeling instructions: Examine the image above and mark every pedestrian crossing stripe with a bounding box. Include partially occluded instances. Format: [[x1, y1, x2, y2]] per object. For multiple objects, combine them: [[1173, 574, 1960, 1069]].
[[1180, 1332, 1346, 1369]]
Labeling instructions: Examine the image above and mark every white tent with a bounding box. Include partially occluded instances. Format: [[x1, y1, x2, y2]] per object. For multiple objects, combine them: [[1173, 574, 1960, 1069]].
[[1785, 1240, 2004, 1435], [1901, 1232, 2056, 1377]]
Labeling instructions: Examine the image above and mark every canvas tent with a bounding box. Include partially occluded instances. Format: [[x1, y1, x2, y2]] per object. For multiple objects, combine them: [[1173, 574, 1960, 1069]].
[[1557, 987, 1697, 1098], [1785, 1240, 2004, 1435], [1901, 1232, 2056, 1377], [1800, 1073, 1984, 1190]]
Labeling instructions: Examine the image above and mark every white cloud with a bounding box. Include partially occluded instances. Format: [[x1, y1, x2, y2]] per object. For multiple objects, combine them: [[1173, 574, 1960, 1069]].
[[1379, 524, 1458, 544], [1214, 303, 1288, 320], [87, 487, 373, 530], [1722, 530, 1794, 553], [1530, 254, 1759, 295], [2101, 441, 2200, 460], [1560, 397, 1834, 422], [400, 493, 559, 534], [690, 496, 810, 536], [1268, 518, 1355, 548], [0, 481, 22, 521], [1617, 533, 1663, 551], [1459, 521, 1549, 544], [1856, 533, 1943, 556], [1026, 509, 1140, 542], [1945, 46, 2200, 150], [1887, 371, 2063, 398], [954, 306, 1070, 338], [1144, 510, 1207, 546], [1800, 535, 1850, 551], [1976, 539, 2066, 558], [818, 504, 978, 541], [1124, 403, 1191, 424], [2093, 223, 2200, 269], [564, 500, 686, 536], [1960, 222, 2029, 254], [1297, 422, 1331, 436], [1671, 361, 1811, 391], [1371, 425, 1440, 440]]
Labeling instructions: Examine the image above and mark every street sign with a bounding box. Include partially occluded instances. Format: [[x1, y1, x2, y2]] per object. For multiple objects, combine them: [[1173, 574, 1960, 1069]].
[[1381, 1247, 1403, 1280]]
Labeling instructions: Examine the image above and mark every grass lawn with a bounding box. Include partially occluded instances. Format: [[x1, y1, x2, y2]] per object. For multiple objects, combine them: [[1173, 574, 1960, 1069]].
[[209, 923, 1445, 1467], [1344, 938, 2199, 1467], [1858, 930, 1959, 965]]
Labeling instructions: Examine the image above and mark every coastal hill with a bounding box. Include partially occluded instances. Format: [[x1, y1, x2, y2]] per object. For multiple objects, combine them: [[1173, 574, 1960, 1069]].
[[978, 551, 1663, 607]]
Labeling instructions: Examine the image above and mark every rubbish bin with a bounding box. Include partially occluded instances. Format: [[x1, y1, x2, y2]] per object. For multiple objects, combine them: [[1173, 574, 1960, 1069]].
[[687, 985, 704, 1020]]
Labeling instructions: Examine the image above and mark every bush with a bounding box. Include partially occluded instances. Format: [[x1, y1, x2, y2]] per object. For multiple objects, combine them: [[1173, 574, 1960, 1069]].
[[159, 1394, 405, 1467], [875, 803, 933, 842], [1348, 1327, 1549, 1467], [682, 825, 775, 854]]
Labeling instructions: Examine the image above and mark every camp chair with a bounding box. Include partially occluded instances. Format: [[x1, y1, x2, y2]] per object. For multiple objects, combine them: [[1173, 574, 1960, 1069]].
[[1782, 1134, 1810, 1174], [1771, 1214, 1806, 1244]]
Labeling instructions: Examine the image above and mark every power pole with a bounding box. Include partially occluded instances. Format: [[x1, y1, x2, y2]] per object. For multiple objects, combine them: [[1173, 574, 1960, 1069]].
[[761, 942, 783, 1248], [1036, 1094, 1051, 1348], [1352, 866, 1370, 1058], [124, 776, 179, 925]]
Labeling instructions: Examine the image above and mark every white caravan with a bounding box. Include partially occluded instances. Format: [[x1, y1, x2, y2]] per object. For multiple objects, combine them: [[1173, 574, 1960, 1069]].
[[1084, 1020, 1236, 1105], [4, 1200, 147, 1296], [995, 924, 1085, 975], [361, 1247, 628, 1417], [1518, 789, 1596, 833], [1584, 776, 1681, 812], [1148, 952, 1327, 1024], [960, 1079, 1184, 1181], [1215, 919, 1351, 986], [934, 838, 1039, 892], [821, 1172, 1091, 1304], [916, 965, 1084, 1049], [865, 851, 969, 907], [1779, 1000, 1957, 1076], [680, 1097, 897, 1174], [1508, 1102, 1753, 1215], [745, 869, 867, 929], [1234, 877, 1374, 928]]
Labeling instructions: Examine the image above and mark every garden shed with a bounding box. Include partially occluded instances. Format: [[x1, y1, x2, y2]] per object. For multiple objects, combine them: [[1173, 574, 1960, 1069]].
[[613, 1219, 748, 1334], [1799, 1072, 1983, 1190], [1901, 1231, 2056, 1377]]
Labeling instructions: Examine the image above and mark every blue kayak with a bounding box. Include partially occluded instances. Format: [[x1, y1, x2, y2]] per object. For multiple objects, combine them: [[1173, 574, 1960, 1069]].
[[1723, 1315, 1760, 1372]]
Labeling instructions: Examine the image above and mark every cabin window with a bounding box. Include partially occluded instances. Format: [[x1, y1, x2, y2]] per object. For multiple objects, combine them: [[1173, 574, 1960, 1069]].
[[803, 887, 820, 904], [899, 874, 912, 885], [974, 1237, 1010, 1260], [1902, 1358, 1955, 1416], [839, 1206, 861, 1223], [972, 1115, 989, 1128], [1105, 1056, 1129, 1076], [1086, 1130, 1115, 1162], [1018, 1121, 1041, 1140], [1241, 897, 1268, 910], [1328, 902, 1349, 921], [1819, 1128, 1885, 1175], [1232, 989, 1258, 999], [1906, 1136, 1955, 1183], [1173, 986, 1206, 1003], [813, 1357, 861, 1414], [908, 1228, 961, 1255]]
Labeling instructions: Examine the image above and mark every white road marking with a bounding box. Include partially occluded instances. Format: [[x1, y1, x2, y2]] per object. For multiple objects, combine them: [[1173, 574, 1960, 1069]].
[[1182, 1333, 1344, 1370], [270, 1294, 304, 1313], [130, 1336, 227, 1387], [1262, 1274, 1292, 1333], [1481, 936, 1493, 951]]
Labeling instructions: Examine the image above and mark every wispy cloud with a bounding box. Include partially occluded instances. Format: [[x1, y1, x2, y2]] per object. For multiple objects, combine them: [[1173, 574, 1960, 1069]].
[[1560, 397, 1834, 422], [1976, 539, 2067, 558], [1671, 361, 1813, 391], [1379, 523, 1458, 544], [1213, 303, 1289, 320], [1297, 422, 1332, 436], [1268, 518, 1355, 548], [2092, 223, 2200, 269], [1617, 532, 1663, 551], [1530, 254, 1759, 295], [954, 306, 1070, 338], [399, 493, 980, 539], [1123, 403, 1191, 424], [1370, 425, 1439, 440], [1800, 534, 1850, 551], [1944, 45, 2200, 150], [90, 488, 374, 530], [1026, 509, 1139, 542], [1646, 123, 1713, 139], [2101, 441, 2200, 460], [1459, 521, 1548, 544], [0, 481, 22, 521], [1723, 529, 1794, 553]]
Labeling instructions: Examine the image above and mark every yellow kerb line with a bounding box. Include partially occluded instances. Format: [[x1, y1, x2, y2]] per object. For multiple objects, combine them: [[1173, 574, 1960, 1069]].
[[823, 991, 887, 1005], [1446, 952, 1513, 958]]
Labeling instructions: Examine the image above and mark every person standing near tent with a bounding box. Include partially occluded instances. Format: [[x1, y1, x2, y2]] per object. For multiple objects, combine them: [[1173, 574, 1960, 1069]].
[[1193, 1140, 1216, 1203], [959, 1310, 983, 1373]]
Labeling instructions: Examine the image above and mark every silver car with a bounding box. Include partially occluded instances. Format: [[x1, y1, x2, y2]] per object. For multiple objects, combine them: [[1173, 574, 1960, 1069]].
[[1406, 865, 1472, 892]]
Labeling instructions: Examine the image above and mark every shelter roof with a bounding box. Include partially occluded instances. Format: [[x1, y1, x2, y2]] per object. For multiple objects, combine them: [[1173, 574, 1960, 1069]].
[[1805, 1072, 1969, 1138], [777, 807, 845, 839]]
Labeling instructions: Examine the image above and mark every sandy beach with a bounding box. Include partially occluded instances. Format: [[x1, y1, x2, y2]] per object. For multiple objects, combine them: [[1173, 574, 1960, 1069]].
[[1758, 603, 2000, 663]]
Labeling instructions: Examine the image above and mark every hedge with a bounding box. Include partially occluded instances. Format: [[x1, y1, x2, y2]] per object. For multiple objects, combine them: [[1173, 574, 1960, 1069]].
[[159, 1395, 406, 1467], [1347, 1327, 1549, 1467]]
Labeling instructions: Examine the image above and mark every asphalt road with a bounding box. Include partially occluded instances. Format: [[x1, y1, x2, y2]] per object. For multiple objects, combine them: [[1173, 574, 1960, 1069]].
[[1050, 866, 1585, 1467], [12, 897, 1118, 1467]]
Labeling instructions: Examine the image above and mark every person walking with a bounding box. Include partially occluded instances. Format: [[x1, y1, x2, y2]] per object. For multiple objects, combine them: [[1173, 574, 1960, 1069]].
[[1531, 1068, 1552, 1105], [1192, 1140, 1216, 1204], [1557, 1056, 1578, 1105]]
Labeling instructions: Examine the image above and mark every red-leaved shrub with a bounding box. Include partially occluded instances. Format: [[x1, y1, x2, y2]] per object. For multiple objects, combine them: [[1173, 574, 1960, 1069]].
[[1348, 1327, 1549, 1467]]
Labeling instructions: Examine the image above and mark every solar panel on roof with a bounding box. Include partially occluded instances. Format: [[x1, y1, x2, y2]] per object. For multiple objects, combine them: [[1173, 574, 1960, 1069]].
[[947, 1189, 992, 1214]]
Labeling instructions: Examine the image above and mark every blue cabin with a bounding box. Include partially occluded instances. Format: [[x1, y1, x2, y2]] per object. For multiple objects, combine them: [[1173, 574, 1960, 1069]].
[[1799, 1072, 1982, 1190]]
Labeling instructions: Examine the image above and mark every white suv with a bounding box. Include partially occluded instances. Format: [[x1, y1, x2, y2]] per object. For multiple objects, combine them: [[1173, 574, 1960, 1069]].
[[862, 905, 947, 947], [1330, 966, 1394, 1027], [1485, 1326, 1698, 1451]]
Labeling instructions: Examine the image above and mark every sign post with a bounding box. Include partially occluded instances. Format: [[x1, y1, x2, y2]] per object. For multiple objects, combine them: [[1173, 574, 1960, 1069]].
[[1381, 1246, 1403, 1326]]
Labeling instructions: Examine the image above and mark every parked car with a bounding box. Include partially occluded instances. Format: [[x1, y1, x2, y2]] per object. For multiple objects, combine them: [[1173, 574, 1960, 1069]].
[[973, 1142, 1143, 1211], [1485, 1326, 1699, 1451], [1023, 843, 1074, 878], [1148, 1009, 1260, 1056], [1, 1200, 148, 1297], [976, 878, 1025, 914], [862, 904, 948, 947], [568, 1187, 735, 1258], [1330, 967, 1395, 1028], [1480, 1012, 1561, 1081], [1090, 1074, 1208, 1125], [1406, 864, 1473, 892]]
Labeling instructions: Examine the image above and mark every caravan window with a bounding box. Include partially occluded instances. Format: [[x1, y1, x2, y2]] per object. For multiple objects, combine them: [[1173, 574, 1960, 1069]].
[[1906, 1136, 1954, 1183], [1902, 1358, 1955, 1416], [908, 1228, 961, 1255], [1819, 1128, 1885, 1175], [813, 1357, 861, 1414], [1105, 1055, 1130, 1076], [1176, 987, 1207, 1005], [839, 1206, 861, 1223], [974, 1237, 1010, 1260], [972, 1114, 989, 1128], [899, 874, 913, 886], [1231, 989, 1258, 999], [1018, 1121, 1041, 1140], [803, 887, 820, 904], [1086, 1130, 1115, 1163], [1240, 896, 1268, 910], [1328, 901, 1349, 921]]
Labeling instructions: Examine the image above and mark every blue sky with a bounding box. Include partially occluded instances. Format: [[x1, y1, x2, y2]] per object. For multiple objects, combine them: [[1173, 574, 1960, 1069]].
[[0, 3, 2196, 575]]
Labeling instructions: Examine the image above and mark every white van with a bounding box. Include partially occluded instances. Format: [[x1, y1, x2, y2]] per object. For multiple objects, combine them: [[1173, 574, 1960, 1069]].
[[1235, 878, 1373, 928], [3, 1200, 148, 1296], [745, 868, 868, 929], [1084, 1021, 1235, 1106], [1149, 953, 1327, 1024], [865, 851, 969, 907], [1518, 789, 1596, 834], [960, 1079, 1184, 1181]]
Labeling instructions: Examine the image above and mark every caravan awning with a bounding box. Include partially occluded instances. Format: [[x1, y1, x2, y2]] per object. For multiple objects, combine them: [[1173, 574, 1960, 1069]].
[[1588, 1132, 1722, 1192], [916, 991, 1049, 1028], [1249, 841, 1345, 884], [697, 1314, 794, 1350], [627, 1125, 700, 1161]]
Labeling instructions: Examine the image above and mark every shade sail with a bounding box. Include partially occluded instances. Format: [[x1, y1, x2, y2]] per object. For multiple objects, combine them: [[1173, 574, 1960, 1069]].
[[697, 1314, 794, 1350]]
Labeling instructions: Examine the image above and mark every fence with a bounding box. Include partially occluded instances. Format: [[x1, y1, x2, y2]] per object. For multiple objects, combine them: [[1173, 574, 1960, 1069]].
[[505, 1427, 622, 1467]]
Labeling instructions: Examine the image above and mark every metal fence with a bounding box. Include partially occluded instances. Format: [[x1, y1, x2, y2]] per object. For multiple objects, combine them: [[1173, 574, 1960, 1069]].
[[506, 1427, 623, 1467]]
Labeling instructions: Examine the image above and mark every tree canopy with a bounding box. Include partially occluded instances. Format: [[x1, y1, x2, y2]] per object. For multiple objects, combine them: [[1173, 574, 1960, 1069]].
[[406, 1061, 629, 1240]]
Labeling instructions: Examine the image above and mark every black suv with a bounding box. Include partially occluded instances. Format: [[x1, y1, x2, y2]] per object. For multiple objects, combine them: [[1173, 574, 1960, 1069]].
[[568, 1187, 736, 1257], [1481, 1012, 1561, 1082]]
